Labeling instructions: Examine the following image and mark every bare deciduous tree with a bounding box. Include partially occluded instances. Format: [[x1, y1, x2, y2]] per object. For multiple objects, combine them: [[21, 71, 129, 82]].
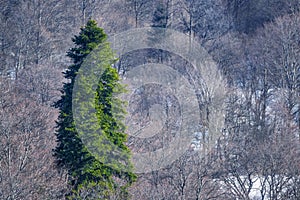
[[0, 72, 67, 199]]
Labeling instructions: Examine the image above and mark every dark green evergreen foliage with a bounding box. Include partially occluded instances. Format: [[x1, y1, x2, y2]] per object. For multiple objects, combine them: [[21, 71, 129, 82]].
[[227, 0, 297, 34], [147, 3, 170, 63], [54, 20, 136, 199], [64, 20, 107, 80], [151, 3, 168, 29]]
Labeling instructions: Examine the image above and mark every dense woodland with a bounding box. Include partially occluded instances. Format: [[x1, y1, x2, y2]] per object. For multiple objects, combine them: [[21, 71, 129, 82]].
[[1, 0, 300, 199]]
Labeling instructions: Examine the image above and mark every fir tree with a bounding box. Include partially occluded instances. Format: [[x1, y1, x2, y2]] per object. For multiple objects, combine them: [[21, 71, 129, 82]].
[[148, 3, 170, 63], [152, 3, 168, 29], [54, 20, 136, 199]]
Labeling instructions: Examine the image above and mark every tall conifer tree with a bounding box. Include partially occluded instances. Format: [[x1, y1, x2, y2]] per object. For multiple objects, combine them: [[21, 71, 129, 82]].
[[54, 20, 136, 199]]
